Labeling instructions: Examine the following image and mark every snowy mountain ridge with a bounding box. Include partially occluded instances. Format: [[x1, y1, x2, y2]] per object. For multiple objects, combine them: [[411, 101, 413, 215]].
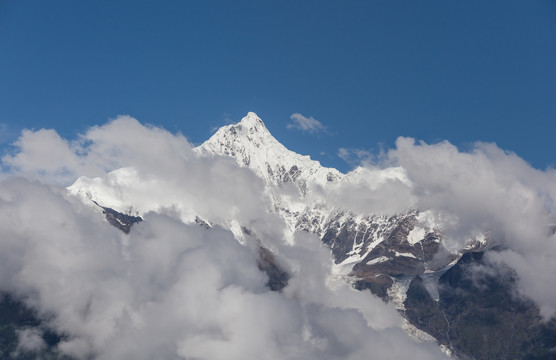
[[68, 113, 457, 286]]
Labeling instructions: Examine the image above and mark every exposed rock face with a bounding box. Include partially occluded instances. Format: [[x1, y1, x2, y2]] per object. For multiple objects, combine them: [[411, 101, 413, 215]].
[[296, 208, 452, 303], [93, 201, 142, 234], [256, 247, 290, 292]]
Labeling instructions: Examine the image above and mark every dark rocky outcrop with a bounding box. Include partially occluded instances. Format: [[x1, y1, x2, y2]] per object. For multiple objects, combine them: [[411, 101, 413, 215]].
[[404, 251, 556, 359], [93, 201, 142, 234], [256, 247, 290, 292], [348, 214, 448, 302], [353, 275, 393, 302], [239, 227, 291, 292]]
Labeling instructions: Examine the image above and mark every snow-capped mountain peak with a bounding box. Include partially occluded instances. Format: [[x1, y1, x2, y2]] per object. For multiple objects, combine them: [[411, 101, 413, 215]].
[[195, 112, 342, 191]]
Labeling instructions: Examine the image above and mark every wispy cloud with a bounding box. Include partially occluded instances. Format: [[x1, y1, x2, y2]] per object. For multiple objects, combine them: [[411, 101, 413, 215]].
[[287, 113, 327, 134], [337, 146, 389, 168], [338, 147, 373, 163]]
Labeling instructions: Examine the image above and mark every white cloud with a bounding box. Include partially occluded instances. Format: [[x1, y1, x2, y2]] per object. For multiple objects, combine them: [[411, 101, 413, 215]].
[[385, 137, 556, 318], [329, 137, 556, 319], [337, 147, 377, 165], [316, 166, 416, 215], [3, 114, 556, 358], [288, 113, 327, 134], [0, 178, 446, 360], [0, 123, 10, 144], [0, 119, 448, 359], [2, 128, 86, 184], [2, 115, 194, 186], [337, 147, 350, 161], [15, 328, 47, 354]]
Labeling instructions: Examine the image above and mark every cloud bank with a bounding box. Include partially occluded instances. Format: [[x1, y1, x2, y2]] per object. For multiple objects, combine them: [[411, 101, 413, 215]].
[[2, 115, 556, 359], [335, 137, 556, 319], [0, 117, 447, 359]]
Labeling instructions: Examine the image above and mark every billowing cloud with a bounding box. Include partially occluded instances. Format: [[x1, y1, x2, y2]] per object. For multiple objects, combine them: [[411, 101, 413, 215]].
[[2, 128, 86, 184], [361, 137, 556, 319], [15, 328, 47, 354], [316, 166, 416, 215], [0, 119, 448, 359], [3, 116, 269, 226], [2, 116, 194, 185], [2, 114, 555, 360], [0, 178, 446, 360], [323, 137, 556, 320], [288, 113, 327, 134]]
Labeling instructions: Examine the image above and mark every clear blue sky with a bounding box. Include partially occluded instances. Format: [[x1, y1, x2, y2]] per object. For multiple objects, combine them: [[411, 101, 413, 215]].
[[1, 0, 555, 172]]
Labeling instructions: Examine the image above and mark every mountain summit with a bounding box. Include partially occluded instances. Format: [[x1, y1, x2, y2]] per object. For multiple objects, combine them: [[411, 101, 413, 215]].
[[238, 111, 268, 128], [196, 112, 342, 190]]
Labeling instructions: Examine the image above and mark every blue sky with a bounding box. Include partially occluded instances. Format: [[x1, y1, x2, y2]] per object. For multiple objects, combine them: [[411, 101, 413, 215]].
[[1, 0, 555, 173]]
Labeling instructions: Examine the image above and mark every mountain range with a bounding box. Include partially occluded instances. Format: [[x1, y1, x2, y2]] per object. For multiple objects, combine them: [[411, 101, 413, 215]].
[[0, 113, 554, 359]]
